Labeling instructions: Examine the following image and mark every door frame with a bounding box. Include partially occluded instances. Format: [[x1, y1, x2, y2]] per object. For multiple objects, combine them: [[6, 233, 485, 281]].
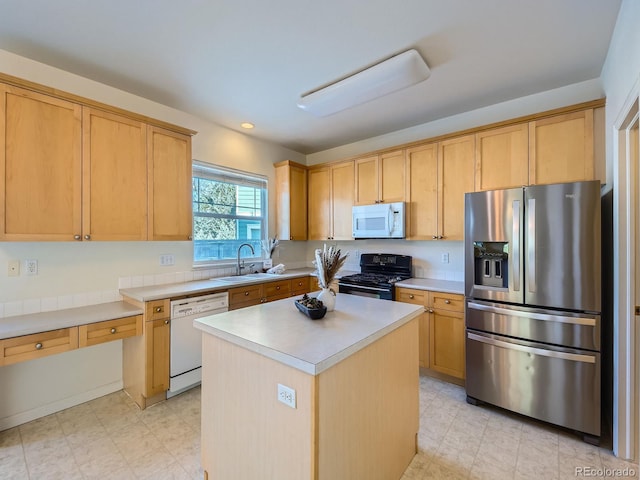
[[613, 76, 640, 461]]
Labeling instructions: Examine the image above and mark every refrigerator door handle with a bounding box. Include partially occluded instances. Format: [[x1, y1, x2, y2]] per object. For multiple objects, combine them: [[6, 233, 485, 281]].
[[467, 301, 597, 326], [527, 198, 536, 292], [512, 199, 521, 292], [467, 332, 596, 363]]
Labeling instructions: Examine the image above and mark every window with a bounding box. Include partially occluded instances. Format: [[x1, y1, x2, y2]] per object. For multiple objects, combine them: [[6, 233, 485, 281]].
[[192, 161, 267, 264]]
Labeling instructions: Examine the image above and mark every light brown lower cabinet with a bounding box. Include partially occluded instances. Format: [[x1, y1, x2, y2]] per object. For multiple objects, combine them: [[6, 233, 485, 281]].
[[123, 298, 171, 409], [0, 314, 143, 367], [395, 287, 465, 383]]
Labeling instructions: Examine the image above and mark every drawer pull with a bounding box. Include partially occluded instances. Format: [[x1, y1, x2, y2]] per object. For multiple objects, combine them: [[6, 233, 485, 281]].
[[35, 342, 43, 350], [276, 286, 280, 290], [444, 299, 451, 304], [164, 319, 170, 325], [429, 309, 434, 313], [409, 294, 414, 299], [244, 291, 249, 296], [110, 328, 117, 334], [155, 306, 163, 313]]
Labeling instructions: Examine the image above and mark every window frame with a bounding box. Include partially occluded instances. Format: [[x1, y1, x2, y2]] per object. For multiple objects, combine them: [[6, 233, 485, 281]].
[[192, 160, 268, 266]]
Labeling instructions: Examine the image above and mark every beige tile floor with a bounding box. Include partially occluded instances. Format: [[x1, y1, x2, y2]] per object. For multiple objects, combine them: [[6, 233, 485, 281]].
[[1, 374, 638, 479]]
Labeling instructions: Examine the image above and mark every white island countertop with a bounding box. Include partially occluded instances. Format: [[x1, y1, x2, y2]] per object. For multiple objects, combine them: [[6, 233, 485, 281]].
[[193, 293, 422, 375]]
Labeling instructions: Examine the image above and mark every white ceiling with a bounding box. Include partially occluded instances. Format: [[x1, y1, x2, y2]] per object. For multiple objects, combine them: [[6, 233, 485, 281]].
[[0, 0, 621, 154]]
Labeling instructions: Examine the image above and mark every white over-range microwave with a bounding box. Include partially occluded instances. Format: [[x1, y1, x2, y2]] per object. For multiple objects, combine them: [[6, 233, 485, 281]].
[[352, 202, 405, 239]]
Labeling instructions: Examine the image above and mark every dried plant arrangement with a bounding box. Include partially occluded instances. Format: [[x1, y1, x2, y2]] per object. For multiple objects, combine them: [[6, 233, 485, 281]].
[[261, 237, 279, 258], [314, 244, 349, 291]]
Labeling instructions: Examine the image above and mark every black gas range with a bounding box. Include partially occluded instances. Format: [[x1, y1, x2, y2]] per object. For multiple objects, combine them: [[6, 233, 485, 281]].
[[338, 253, 412, 301]]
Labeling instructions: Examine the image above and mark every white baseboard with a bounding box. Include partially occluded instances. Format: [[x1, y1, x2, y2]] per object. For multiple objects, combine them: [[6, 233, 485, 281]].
[[0, 380, 123, 431]]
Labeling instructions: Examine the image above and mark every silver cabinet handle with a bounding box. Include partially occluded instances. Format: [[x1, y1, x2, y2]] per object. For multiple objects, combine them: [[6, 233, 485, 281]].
[[432, 235, 437, 239], [35, 342, 43, 350], [429, 309, 434, 313], [155, 306, 163, 313], [527, 198, 536, 293], [512, 199, 521, 292], [276, 286, 280, 290], [188, 235, 193, 240], [409, 294, 414, 299], [438, 235, 444, 239], [444, 299, 451, 304], [467, 332, 596, 363], [74, 234, 81, 240], [164, 319, 170, 325], [110, 328, 116, 334], [467, 301, 596, 326], [84, 234, 91, 240], [244, 291, 249, 296]]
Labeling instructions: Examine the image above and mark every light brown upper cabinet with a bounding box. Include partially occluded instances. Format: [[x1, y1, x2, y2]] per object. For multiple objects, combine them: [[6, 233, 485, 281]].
[[354, 150, 405, 205], [475, 123, 529, 191], [406, 143, 438, 240], [83, 108, 148, 241], [274, 160, 308, 241], [308, 161, 354, 240], [147, 126, 192, 240], [529, 109, 594, 185], [406, 136, 474, 241], [0, 85, 83, 241]]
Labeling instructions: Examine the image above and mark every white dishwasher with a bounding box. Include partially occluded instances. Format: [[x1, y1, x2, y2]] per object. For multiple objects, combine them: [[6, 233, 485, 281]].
[[169, 291, 229, 398]]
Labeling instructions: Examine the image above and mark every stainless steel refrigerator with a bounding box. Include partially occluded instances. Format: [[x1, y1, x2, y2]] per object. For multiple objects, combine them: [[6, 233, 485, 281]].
[[464, 180, 601, 442]]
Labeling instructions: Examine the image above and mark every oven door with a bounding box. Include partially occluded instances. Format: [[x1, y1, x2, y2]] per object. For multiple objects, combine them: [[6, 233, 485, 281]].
[[338, 281, 393, 300]]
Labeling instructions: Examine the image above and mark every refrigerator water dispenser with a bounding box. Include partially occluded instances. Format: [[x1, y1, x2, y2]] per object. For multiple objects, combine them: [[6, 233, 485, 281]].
[[473, 241, 508, 288]]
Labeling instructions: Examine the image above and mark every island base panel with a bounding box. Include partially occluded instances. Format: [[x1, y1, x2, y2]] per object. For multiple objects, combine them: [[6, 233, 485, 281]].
[[200, 317, 419, 480]]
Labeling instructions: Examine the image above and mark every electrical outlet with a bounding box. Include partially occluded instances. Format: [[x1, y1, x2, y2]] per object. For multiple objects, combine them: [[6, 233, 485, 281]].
[[159, 254, 175, 266], [25, 259, 38, 275], [8, 260, 20, 277], [277, 383, 296, 409], [441, 253, 449, 264]]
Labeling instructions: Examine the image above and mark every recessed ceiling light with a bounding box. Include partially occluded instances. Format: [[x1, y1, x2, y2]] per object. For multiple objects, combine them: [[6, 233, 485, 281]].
[[241, 122, 255, 129]]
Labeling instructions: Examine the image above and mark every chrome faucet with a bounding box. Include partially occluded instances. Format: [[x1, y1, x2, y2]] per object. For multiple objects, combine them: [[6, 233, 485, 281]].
[[236, 243, 255, 275]]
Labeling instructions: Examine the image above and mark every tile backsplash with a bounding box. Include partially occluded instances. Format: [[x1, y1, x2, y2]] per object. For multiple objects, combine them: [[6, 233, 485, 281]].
[[0, 261, 309, 319]]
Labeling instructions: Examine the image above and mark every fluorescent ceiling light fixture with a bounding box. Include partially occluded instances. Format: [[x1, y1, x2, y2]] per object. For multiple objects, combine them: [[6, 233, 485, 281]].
[[297, 49, 430, 117]]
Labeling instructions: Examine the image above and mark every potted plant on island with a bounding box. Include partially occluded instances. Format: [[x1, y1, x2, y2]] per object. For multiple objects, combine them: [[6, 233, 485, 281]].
[[314, 244, 348, 311]]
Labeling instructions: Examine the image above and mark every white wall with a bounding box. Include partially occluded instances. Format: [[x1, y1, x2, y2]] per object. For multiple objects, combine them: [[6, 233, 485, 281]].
[[0, 49, 306, 429], [600, 0, 640, 460]]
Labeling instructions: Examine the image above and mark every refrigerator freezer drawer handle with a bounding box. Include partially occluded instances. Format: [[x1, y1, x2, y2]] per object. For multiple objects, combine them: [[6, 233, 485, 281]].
[[527, 198, 536, 292], [512, 200, 521, 292], [467, 302, 597, 326], [467, 332, 596, 363]]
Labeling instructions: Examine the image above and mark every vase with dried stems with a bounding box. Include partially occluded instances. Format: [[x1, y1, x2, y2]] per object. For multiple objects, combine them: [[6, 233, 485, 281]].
[[313, 244, 348, 311]]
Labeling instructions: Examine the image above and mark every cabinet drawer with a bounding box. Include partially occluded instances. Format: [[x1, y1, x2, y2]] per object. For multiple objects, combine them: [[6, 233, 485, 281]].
[[79, 315, 143, 347], [396, 288, 427, 306], [264, 280, 291, 299], [146, 299, 170, 320], [229, 284, 263, 306], [290, 277, 310, 295], [0, 328, 79, 366], [430, 292, 464, 312]]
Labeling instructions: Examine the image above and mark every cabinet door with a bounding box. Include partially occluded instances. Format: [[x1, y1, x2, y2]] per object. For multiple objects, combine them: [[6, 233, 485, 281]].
[[475, 123, 528, 191], [439, 135, 474, 240], [379, 150, 405, 203], [330, 161, 354, 240], [147, 126, 192, 240], [396, 288, 429, 368], [0, 85, 82, 241], [529, 109, 594, 185], [308, 167, 331, 240], [354, 155, 378, 205], [406, 143, 438, 240], [146, 318, 170, 396], [83, 108, 147, 240], [429, 308, 465, 379], [276, 161, 308, 241]]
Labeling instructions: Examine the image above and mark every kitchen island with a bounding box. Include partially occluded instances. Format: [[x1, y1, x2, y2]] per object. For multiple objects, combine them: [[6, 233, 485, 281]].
[[194, 293, 423, 480]]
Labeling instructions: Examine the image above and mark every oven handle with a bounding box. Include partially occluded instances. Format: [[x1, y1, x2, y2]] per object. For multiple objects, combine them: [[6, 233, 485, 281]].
[[339, 282, 386, 292], [467, 332, 596, 363], [467, 301, 596, 326]]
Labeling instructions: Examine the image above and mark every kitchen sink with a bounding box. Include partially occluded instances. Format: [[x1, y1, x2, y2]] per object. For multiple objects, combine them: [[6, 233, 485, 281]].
[[212, 276, 257, 283]]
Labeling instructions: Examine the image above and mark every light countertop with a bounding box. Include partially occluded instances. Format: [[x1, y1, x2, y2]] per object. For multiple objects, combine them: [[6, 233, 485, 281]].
[[194, 293, 422, 375], [120, 268, 317, 302], [0, 302, 143, 340], [395, 278, 464, 295]]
